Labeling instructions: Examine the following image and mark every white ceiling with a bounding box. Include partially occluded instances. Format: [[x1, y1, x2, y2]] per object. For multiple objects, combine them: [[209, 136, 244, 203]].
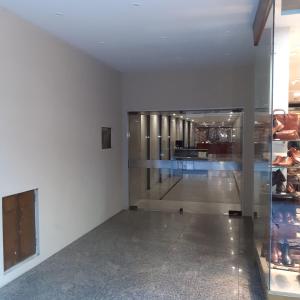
[[0, 0, 259, 72]]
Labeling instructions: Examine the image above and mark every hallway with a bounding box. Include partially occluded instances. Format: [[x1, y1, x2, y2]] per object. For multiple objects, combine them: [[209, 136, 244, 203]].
[[0, 210, 264, 300]]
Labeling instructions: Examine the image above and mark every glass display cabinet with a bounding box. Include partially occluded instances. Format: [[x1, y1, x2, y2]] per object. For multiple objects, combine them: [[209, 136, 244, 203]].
[[254, 1, 300, 299]]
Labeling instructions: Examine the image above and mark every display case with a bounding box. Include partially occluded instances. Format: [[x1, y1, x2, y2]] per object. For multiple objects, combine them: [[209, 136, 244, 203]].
[[254, 1, 300, 299]]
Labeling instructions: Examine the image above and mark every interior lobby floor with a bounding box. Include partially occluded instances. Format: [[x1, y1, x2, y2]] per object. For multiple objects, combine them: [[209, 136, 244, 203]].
[[163, 172, 240, 203], [137, 171, 241, 215], [0, 210, 264, 300]]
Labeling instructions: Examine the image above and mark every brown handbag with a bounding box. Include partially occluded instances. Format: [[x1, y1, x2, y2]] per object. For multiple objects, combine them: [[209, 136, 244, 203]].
[[274, 130, 299, 140], [273, 109, 299, 131]]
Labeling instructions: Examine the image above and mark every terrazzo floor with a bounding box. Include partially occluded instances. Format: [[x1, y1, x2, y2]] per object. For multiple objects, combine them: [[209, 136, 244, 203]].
[[0, 210, 265, 300]]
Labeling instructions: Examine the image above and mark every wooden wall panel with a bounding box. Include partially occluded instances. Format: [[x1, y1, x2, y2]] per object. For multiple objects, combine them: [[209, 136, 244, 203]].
[[2, 190, 36, 271], [2, 195, 19, 270], [18, 191, 36, 261]]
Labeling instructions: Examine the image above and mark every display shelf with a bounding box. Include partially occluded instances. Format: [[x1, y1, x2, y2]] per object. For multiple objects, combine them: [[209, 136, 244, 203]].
[[272, 193, 295, 199], [273, 139, 300, 142], [272, 196, 300, 202], [272, 165, 300, 169], [271, 264, 299, 272]]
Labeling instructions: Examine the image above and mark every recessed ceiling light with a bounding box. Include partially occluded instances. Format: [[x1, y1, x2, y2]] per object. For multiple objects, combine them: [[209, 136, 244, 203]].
[[55, 12, 64, 16]]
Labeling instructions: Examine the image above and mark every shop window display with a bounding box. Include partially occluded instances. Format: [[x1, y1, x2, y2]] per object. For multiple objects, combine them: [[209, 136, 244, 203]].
[[255, 0, 300, 298]]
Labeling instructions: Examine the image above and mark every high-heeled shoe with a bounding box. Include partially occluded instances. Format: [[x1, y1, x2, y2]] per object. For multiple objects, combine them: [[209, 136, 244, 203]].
[[291, 152, 300, 164], [278, 157, 294, 167], [279, 241, 293, 266], [273, 156, 284, 166], [286, 182, 296, 193], [289, 147, 300, 156], [274, 212, 284, 224], [286, 212, 295, 224]]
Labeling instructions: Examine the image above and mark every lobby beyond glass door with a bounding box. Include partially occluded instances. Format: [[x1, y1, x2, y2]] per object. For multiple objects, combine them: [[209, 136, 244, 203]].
[[128, 110, 243, 215]]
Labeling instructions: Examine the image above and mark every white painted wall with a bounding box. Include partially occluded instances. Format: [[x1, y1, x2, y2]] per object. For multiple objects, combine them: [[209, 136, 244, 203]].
[[0, 10, 122, 286], [122, 65, 255, 216]]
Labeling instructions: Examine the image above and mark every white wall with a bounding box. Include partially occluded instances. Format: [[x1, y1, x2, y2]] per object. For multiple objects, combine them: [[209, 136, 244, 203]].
[[0, 10, 122, 286], [122, 66, 255, 216]]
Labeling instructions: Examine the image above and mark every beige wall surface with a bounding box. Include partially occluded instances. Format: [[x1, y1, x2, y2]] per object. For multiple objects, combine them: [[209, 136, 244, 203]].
[[0, 10, 122, 287]]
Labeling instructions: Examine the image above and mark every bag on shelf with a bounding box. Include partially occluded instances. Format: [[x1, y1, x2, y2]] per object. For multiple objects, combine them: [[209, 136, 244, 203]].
[[273, 109, 299, 132], [274, 130, 300, 140]]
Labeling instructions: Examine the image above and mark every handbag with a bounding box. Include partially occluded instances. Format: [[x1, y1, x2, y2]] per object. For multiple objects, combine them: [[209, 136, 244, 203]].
[[273, 109, 299, 132], [275, 130, 299, 140]]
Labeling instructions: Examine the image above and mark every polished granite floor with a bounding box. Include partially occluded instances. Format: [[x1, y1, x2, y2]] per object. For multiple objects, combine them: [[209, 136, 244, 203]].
[[0, 210, 265, 300]]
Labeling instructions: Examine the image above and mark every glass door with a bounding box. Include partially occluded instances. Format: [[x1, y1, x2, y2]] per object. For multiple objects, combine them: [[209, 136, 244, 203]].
[[128, 110, 243, 215]]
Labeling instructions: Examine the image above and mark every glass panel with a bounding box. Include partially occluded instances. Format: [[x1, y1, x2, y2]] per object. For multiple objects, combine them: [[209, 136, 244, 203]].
[[128, 111, 243, 215], [269, 0, 300, 296], [253, 2, 274, 291]]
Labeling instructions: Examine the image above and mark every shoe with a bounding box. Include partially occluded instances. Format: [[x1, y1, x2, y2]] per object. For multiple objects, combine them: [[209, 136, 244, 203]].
[[286, 182, 296, 193], [278, 157, 294, 167], [272, 169, 286, 186], [274, 212, 284, 224], [289, 147, 300, 156], [273, 156, 284, 165], [276, 182, 286, 193], [291, 152, 300, 164], [279, 241, 293, 266], [286, 212, 295, 224], [271, 244, 279, 264]]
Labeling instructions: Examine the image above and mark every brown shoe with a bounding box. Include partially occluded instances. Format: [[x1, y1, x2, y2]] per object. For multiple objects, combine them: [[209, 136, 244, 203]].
[[289, 147, 300, 156], [278, 157, 294, 167], [286, 183, 296, 193], [291, 152, 300, 164], [273, 156, 284, 165]]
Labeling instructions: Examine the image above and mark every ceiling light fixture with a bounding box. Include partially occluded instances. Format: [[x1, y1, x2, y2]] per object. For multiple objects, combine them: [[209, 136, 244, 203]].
[[55, 12, 64, 16], [173, 113, 176, 116]]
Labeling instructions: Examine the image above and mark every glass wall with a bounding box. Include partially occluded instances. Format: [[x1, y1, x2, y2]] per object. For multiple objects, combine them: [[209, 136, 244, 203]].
[[269, 0, 300, 296], [128, 110, 243, 215], [255, 0, 300, 297], [253, 2, 274, 291]]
